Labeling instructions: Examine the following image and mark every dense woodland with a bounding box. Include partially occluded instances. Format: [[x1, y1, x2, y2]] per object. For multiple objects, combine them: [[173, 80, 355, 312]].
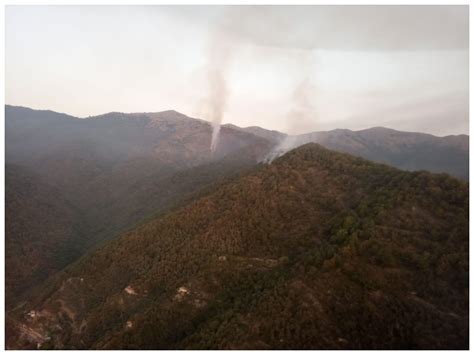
[[5, 165, 88, 308], [5, 105, 468, 319], [8, 143, 468, 350], [5, 106, 272, 311]]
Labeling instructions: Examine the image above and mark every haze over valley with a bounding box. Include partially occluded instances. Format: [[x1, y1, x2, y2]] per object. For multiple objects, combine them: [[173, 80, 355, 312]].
[[5, 4, 469, 351]]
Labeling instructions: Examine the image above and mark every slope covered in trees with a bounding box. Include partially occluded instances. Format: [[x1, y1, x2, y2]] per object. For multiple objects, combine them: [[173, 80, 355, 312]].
[[5, 106, 273, 309], [8, 144, 468, 350], [6, 105, 273, 244], [5, 165, 88, 309]]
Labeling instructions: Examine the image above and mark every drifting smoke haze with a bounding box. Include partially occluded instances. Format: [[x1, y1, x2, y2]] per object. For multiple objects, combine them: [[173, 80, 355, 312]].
[[260, 49, 321, 161], [261, 52, 319, 162], [249, 5, 469, 160], [263, 81, 316, 162], [285, 51, 319, 135], [287, 78, 316, 134], [6, 6, 469, 138]]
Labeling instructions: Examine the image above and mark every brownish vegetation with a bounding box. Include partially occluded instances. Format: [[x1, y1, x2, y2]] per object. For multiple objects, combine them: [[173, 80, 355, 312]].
[[8, 143, 468, 350]]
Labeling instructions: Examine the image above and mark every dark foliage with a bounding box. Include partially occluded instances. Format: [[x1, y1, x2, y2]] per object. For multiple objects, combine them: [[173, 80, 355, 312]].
[[5, 106, 272, 311], [8, 144, 468, 350], [5, 165, 88, 308]]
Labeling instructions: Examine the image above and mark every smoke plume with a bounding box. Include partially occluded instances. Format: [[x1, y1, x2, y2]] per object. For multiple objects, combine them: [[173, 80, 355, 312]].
[[286, 77, 317, 135], [208, 65, 228, 152], [264, 51, 318, 162], [204, 27, 232, 152]]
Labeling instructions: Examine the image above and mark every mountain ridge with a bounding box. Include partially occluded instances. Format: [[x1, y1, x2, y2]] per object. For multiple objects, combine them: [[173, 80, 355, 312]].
[[7, 104, 468, 138], [5, 104, 274, 313], [7, 143, 468, 350], [5, 105, 469, 349], [7, 104, 468, 180]]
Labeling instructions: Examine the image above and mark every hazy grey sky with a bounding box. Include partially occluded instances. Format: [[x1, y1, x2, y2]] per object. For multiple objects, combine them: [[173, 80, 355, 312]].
[[6, 5, 469, 135]]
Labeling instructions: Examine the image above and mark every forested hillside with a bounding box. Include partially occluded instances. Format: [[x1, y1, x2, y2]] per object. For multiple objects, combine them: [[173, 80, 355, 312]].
[[6, 105, 273, 245], [5, 106, 273, 309], [8, 144, 468, 350], [5, 165, 88, 308]]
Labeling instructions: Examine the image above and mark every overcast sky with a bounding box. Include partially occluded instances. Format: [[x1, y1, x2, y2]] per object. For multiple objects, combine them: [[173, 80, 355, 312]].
[[6, 5, 469, 136]]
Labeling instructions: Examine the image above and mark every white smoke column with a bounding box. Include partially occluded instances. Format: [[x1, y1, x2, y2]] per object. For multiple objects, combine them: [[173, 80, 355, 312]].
[[210, 124, 221, 152], [206, 29, 232, 153], [208, 65, 228, 152], [264, 50, 319, 162]]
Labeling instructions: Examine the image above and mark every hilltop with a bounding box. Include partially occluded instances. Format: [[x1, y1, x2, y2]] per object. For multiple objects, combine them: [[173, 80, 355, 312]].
[[8, 143, 468, 350], [5, 105, 273, 308]]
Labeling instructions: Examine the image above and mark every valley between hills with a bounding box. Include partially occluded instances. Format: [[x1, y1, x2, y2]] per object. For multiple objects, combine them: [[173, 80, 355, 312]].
[[5, 105, 469, 350]]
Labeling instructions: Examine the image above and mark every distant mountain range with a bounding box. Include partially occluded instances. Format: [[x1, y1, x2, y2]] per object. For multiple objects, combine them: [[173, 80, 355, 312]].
[[5, 105, 469, 349], [225, 123, 468, 180], [6, 105, 272, 307], [8, 105, 468, 183]]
